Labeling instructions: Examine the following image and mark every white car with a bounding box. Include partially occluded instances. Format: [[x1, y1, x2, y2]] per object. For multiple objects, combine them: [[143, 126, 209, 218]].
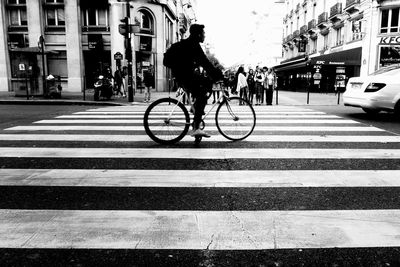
[[343, 65, 400, 116]]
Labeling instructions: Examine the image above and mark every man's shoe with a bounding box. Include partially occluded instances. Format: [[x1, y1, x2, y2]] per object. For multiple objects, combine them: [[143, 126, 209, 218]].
[[190, 129, 211, 138]]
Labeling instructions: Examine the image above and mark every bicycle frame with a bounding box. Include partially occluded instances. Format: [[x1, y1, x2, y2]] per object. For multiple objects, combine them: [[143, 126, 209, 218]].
[[174, 86, 233, 123]]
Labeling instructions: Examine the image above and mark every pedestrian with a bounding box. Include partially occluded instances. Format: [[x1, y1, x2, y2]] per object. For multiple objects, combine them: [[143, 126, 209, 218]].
[[143, 67, 154, 103], [114, 68, 126, 98], [264, 68, 277, 105], [235, 66, 248, 104], [246, 68, 255, 105], [254, 66, 264, 105]]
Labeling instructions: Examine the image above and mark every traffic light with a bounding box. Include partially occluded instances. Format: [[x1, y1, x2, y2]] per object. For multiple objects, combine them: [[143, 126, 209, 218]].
[[119, 17, 129, 36]]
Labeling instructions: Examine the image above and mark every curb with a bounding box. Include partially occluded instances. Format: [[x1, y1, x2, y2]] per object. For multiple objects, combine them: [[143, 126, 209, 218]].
[[0, 100, 125, 106]]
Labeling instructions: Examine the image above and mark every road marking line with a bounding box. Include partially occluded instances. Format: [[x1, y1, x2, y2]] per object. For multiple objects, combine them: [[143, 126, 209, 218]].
[[60, 114, 339, 118], [0, 147, 399, 159], [1, 209, 400, 249], [5, 126, 384, 132], [0, 134, 398, 143], [34, 119, 359, 124], [1, 169, 399, 187]]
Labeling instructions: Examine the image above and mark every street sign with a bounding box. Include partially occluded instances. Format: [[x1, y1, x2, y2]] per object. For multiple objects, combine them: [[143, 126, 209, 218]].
[[114, 52, 123, 60], [313, 72, 322, 80], [118, 23, 141, 36]]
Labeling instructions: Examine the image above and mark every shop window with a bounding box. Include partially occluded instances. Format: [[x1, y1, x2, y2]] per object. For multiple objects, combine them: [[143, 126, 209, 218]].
[[47, 51, 68, 78], [380, 8, 400, 34], [138, 10, 154, 34], [44, 0, 65, 31]]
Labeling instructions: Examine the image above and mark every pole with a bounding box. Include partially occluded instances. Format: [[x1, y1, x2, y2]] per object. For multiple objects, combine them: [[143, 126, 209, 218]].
[[125, 1, 134, 103], [39, 36, 46, 97]]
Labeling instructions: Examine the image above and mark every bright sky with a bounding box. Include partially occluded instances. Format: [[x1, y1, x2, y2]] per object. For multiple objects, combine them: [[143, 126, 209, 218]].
[[196, 0, 285, 68]]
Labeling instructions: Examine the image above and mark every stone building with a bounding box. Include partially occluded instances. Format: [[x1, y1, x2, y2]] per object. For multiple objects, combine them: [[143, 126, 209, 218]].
[[0, 0, 196, 95], [275, 0, 400, 92]]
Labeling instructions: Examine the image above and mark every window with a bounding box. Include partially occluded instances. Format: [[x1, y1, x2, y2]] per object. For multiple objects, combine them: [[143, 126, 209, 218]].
[[352, 20, 362, 40], [47, 51, 68, 78], [7, 0, 27, 27], [82, 8, 109, 28], [380, 8, 400, 34], [44, 0, 65, 29], [165, 16, 173, 48], [336, 27, 343, 45], [138, 10, 154, 34]]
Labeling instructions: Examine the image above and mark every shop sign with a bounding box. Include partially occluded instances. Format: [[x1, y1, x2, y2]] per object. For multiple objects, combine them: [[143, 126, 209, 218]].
[[314, 60, 345, 65], [139, 36, 152, 52], [114, 52, 123, 60], [380, 36, 400, 45]]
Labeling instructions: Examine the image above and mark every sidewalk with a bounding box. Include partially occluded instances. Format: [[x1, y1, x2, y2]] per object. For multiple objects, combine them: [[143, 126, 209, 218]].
[[0, 89, 343, 106]]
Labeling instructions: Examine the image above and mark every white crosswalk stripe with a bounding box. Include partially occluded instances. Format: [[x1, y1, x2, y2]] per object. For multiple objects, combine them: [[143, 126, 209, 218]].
[[1, 104, 400, 253]]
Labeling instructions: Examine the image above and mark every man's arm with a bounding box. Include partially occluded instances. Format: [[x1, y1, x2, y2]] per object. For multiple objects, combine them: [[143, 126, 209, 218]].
[[196, 45, 223, 80]]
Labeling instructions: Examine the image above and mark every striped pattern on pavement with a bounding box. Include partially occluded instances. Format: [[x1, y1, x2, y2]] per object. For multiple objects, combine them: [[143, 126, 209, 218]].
[[1, 104, 400, 255]]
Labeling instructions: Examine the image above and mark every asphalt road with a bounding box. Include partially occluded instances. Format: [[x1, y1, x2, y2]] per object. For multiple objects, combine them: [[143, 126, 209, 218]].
[[0, 103, 399, 266]]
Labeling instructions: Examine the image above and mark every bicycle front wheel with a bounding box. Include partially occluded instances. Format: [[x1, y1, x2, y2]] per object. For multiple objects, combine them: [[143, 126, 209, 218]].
[[215, 96, 256, 141], [143, 98, 190, 144]]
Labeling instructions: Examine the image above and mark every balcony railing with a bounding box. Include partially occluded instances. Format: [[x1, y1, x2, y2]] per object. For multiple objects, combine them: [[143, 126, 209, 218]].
[[346, 0, 360, 8], [330, 3, 342, 18], [300, 25, 308, 35], [295, 3, 301, 12], [318, 12, 328, 24], [287, 34, 293, 42], [308, 19, 316, 30]]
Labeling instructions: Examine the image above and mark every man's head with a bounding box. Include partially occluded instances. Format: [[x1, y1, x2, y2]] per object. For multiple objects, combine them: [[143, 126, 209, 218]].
[[189, 24, 205, 43]]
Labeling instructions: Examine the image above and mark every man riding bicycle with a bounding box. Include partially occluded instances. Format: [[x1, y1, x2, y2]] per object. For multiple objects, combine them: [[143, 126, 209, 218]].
[[166, 24, 223, 138]]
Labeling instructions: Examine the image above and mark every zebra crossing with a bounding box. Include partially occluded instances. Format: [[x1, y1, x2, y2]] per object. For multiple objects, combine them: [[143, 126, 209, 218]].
[[0, 104, 400, 263]]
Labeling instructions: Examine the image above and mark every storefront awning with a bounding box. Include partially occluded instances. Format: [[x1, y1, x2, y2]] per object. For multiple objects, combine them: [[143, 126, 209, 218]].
[[9, 47, 59, 54], [274, 57, 309, 72], [309, 47, 362, 66]]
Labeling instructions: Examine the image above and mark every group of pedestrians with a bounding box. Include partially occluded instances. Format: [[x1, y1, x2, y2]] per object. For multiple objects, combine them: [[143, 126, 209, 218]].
[[234, 66, 277, 105]]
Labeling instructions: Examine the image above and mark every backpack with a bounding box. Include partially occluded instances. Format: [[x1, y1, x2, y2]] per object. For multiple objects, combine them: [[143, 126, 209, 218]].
[[163, 41, 184, 70]]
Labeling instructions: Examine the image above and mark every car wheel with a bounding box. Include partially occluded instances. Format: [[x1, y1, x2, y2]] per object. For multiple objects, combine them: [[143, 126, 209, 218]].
[[362, 108, 380, 115]]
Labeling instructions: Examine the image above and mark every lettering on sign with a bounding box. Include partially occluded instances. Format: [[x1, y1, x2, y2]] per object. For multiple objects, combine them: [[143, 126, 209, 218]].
[[380, 36, 400, 45]]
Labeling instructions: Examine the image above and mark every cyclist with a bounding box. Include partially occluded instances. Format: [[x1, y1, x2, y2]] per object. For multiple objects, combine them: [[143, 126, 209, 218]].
[[171, 24, 223, 138]]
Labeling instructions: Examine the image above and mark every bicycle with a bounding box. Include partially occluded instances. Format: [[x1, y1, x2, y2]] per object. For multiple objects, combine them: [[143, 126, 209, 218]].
[[143, 84, 256, 144]]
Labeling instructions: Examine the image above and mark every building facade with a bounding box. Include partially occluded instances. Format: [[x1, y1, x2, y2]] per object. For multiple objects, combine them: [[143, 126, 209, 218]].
[[0, 0, 196, 95], [275, 0, 400, 93]]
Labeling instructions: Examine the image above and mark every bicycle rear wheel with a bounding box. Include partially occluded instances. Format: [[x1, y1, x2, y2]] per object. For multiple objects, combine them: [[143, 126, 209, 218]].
[[215, 96, 256, 141], [143, 98, 190, 144]]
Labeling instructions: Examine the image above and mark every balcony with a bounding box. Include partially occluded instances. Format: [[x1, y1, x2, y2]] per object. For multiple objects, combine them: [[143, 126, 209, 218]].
[[317, 12, 329, 28], [307, 19, 317, 33], [295, 3, 301, 12], [344, 0, 361, 14], [289, 9, 293, 18], [286, 34, 294, 43], [300, 25, 308, 35], [329, 3, 343, 22]]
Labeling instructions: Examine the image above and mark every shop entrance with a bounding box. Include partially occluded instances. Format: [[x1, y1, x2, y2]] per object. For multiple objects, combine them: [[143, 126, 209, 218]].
[[136, 51, 155, 92], [83, 50, 111, 89]]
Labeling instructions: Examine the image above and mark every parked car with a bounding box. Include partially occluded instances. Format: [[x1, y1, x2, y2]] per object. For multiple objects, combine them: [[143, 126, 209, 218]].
[[343, 65, 400, 116]]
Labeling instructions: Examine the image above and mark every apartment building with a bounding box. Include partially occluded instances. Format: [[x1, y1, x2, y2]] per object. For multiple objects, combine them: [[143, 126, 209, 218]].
[[275, 0, 400, 92], [0, 0, 196, 95]]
